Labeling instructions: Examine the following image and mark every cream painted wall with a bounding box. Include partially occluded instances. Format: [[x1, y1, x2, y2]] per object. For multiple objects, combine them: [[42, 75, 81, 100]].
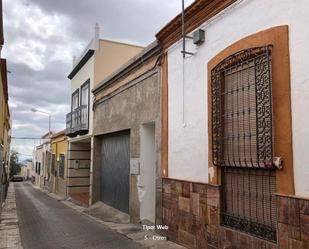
[[69, 40, 143, 139], [70, 56, 95, 137], [94, 40, 144, 86], [167, 0, 309, 197]]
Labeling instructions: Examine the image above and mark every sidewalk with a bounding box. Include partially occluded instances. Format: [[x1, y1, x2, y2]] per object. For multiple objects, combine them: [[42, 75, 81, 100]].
[[61, 200, 185, 249], [0, 183, 23, 249], [38, 185, 186, 249]]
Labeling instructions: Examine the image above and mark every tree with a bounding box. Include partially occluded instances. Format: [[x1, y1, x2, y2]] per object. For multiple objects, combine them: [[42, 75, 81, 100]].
[[9, 149, 21, 179]]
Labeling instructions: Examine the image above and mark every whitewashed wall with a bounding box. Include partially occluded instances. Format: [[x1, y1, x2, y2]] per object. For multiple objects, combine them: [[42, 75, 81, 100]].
[[167, 0, 309, 197], [70, 56, 94, 137]]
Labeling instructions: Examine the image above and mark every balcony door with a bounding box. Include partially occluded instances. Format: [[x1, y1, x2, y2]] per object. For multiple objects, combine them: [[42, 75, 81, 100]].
[[80, 81, 89, 130], [72, 89, 79, 111], [81, 82, 89, 107], [71, 89, 79, 130]]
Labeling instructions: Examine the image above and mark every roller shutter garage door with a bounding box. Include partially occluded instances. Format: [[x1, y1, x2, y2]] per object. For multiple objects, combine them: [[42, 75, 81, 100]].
[[100, 131, 130, 213]]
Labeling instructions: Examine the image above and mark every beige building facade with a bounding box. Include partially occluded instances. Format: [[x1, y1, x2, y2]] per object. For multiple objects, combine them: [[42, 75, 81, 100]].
[[65, 24, 143, 206], [156, 0, 309, 248], [33, 132, 52, 190], [0, 0, 11, 209], [51, 130, 68, 198]]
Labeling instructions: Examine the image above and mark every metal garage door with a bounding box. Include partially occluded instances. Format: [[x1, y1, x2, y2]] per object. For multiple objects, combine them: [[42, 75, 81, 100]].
[[101, 131, 130, 214]]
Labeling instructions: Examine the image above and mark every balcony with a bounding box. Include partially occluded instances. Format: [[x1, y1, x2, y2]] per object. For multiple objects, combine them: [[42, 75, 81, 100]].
[[66, 105, 89, 138]]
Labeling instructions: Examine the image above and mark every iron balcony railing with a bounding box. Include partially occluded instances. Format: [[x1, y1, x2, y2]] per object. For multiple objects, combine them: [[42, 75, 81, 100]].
[[66, 105, 89, 137]]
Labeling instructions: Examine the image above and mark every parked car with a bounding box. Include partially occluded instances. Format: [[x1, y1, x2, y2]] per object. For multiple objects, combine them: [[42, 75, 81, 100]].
[[11, 175, 24, 182]]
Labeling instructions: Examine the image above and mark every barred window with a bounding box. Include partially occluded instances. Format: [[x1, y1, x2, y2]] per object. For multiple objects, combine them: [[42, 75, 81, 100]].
[[212, 46, 273, 169], [47, 152, 52, 173], [51, 154, 56, 175], [211, 46, 277, 242], [58, 154, 65, 178]]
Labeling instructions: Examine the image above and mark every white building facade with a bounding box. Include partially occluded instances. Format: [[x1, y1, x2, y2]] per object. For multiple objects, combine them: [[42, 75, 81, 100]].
[[157, 0, 309, 248]]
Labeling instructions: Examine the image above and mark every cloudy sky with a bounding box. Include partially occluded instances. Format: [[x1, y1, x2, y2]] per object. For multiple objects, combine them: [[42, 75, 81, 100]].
[[2, 0, 193, 161]]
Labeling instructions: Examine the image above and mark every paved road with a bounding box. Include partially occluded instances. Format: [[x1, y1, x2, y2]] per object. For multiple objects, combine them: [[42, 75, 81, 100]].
[[15, 182, 145, 249]]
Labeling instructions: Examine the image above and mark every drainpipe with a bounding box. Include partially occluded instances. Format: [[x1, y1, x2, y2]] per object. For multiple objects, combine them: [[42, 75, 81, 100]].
[[182, 0, 186, 127]]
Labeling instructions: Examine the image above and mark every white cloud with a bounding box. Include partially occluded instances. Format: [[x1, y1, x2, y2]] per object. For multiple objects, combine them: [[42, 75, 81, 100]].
[[3, 0, 194, 158], [10, 39, 46, 70], [3, 0, 78, 70]]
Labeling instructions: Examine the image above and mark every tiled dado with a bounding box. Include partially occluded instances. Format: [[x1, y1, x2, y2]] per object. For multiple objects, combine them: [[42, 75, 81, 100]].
[[162, 178, 220, 249], [277, 195, 309, 249], [162, 178, 309, 249]]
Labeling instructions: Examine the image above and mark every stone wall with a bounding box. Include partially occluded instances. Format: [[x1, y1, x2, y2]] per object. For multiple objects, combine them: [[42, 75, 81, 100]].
[[162, 178, 309, 249]]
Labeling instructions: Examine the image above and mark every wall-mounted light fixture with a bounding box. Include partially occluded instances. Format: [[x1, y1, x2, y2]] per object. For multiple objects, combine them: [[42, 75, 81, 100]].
[[193, 29, 205, 46]]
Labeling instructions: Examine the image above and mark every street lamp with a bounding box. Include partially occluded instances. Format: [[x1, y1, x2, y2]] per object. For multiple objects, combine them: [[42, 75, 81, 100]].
[[31, 108, 52, 132]]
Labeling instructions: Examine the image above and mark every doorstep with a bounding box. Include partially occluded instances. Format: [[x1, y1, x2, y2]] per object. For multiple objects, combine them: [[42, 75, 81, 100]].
[[83, 201, 130, 223], [48, 192, 66, 201], [67, 193, 89, 207]]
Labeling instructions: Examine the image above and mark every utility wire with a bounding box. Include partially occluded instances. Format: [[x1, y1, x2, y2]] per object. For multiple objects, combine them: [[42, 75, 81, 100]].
[[11, 137, 41, 140]]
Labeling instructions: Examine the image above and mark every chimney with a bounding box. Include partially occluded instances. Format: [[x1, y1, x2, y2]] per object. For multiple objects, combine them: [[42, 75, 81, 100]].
[[94, 23, 100, 50]]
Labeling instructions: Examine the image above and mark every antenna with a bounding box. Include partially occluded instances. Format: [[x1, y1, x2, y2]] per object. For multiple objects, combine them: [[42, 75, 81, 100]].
[[181, 0, 194, 58]]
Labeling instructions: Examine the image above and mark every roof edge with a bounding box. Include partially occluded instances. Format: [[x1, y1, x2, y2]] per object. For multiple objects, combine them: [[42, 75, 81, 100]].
[[51, 129, 66, 139], [68, 49, 95, 80], [99, 39, 144, 48], [156, 0, 199, 39], [156, 0, 237, 49]]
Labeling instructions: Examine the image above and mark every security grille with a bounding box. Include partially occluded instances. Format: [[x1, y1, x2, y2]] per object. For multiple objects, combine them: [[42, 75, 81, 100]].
[[212, 46, 273, 168], [58, 154, 65, 178], [211, 46, 277, 242], [46, 152, 52, 180], [51, 154, 56, 175], [221, 167, 277, 242]]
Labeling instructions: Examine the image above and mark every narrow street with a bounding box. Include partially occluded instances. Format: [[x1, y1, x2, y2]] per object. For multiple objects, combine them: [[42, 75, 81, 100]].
[[14, 182, 145, 249]]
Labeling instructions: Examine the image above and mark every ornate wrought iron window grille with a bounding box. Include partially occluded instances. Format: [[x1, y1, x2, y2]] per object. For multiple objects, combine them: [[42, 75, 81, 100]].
[[212, 45, 273, 169], [211, 45, 277, 242], [221, 167, 277, 242]]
